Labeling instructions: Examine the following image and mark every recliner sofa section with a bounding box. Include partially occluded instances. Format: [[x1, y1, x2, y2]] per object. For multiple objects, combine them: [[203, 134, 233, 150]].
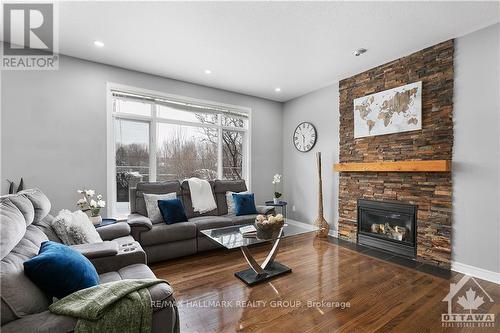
[[35, 210, 147, 273], [128, 179, 273, 263]]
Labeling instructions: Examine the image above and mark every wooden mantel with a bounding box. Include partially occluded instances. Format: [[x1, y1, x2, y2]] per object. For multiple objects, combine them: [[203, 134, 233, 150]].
[[333, 160, 451, 172]]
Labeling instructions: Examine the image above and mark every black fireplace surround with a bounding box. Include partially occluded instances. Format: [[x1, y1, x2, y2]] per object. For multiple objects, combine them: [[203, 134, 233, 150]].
[[357, 199, 417, 258]]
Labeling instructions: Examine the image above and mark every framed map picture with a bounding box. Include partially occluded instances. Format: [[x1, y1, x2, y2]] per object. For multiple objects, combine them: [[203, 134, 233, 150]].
[[353, 81, 422, 138]]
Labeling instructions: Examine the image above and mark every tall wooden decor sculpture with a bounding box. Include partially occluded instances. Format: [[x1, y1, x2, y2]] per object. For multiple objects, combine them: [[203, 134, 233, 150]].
[[315, 152, 330, 238]]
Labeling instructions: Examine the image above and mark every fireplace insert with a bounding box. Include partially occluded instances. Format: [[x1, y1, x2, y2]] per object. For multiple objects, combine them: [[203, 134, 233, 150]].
[[357, 199, 417, 258]]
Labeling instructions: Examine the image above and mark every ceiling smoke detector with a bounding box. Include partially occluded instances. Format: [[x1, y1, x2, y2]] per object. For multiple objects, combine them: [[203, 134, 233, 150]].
[[353, 48, 367, 56]]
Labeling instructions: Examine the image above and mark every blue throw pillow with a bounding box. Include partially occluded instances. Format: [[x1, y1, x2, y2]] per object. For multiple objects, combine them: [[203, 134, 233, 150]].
[[24, 241, 99, 299], [158, 198, 188, 224], [232, 193, 258, 216]]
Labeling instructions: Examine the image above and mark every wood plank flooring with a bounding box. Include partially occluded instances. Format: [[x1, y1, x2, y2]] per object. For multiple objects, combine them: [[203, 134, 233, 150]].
[[151, 233, 500, 333]]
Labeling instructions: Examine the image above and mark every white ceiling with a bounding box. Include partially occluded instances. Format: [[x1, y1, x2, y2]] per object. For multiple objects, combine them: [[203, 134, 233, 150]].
[[26, 2, 500, 101]]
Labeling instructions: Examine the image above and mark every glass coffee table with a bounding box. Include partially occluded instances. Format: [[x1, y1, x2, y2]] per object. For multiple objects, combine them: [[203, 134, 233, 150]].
[[201, 222, 316, 286]]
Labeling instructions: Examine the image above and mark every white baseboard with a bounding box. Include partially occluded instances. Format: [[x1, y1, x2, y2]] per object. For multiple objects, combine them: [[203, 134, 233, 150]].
[[285, 219, 315, 230], [451, 261, 500, 284], [286, 220, 339, 237]]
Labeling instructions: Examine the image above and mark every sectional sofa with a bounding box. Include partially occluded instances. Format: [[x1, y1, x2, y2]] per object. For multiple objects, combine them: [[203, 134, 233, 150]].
[[128, 179, 273, 263], [0, 189, 179, 333]]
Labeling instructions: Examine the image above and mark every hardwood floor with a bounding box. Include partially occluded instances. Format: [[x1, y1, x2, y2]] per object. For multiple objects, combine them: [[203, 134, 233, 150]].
[[151, 233, 500, 333]]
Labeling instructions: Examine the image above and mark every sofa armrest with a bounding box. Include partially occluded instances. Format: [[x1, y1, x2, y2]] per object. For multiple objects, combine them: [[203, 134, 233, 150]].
[[127, 213, 153, 241], [71, 241, 119, 258], [256, 205, 275, 215], [96, 222, 131, 240], [149, 283, 180, 332], [149, 282, 175, 309]]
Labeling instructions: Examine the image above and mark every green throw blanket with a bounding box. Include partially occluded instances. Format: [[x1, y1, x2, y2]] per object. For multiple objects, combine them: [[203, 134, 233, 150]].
[[49, 279, 174, 333]]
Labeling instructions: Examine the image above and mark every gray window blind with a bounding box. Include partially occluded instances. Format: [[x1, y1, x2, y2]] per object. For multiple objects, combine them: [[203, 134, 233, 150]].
[[112, 90, 248, 119]]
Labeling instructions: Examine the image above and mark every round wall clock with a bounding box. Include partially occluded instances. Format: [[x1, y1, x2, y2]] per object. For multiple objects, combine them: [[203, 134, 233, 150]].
[[293, 122, 317, 152]]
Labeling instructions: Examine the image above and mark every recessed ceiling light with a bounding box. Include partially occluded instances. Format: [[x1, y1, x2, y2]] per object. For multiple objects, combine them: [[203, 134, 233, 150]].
[[204, 69, 212, 74], [353, 48, 367, 56], [94, 40, 104, 48], [275, 87, 281, 92]]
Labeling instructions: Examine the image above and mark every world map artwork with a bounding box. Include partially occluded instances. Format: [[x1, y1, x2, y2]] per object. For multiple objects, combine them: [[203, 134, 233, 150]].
[[353, 82, 422, 138]]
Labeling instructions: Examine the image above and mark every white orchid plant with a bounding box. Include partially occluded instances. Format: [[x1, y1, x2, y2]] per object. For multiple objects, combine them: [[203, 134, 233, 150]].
[[272, 174, 282, 199], [77, 189, 106, 217]]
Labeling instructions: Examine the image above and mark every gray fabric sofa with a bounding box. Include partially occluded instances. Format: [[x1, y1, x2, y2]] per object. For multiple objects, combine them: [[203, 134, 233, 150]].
[[128, 179, 274, 263], [1, 189, 179, 333]]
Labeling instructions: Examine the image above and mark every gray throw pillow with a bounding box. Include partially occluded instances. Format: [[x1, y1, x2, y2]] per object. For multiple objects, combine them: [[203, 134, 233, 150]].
[[143, 192, 177, 223]]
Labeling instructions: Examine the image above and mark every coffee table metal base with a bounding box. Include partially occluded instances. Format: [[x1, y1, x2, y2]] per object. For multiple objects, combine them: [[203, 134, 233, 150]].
[[234, 262, 292, 286], [235, 229, 291, 286]]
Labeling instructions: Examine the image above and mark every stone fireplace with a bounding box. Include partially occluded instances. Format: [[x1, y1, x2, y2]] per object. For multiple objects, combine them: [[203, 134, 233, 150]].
[[337, 40, 454, 269], [357, 199, 417, 258]]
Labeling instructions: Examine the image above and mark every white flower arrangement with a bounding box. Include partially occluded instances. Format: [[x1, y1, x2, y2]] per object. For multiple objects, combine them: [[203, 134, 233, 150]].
[[77, 189, 106, 217], [272, 174, 282, 199]]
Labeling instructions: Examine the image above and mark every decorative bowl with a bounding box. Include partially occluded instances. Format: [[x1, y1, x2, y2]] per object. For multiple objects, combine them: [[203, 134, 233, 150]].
[[254, 214, 284, 239]]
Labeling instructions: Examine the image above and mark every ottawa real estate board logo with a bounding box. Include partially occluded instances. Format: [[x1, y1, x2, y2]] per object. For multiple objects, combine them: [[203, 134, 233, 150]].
[[2, 2, 59, 70], [442, 275, 495, 328]]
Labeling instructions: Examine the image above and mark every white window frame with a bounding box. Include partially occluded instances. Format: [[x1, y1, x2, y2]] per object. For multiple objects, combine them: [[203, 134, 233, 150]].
[[106, 82, 252, 218]]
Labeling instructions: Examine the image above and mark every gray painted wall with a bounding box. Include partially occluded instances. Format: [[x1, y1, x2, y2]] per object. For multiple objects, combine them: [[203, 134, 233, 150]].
[[282, 84, 339, 231], [1, 55, 283, 214], [453, 23, 500, 273]]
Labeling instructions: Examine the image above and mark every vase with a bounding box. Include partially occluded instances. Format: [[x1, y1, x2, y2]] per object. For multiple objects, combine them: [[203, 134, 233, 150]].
[[273, 198, 280, 204], [90, 215, 102, 226], [314, 152, 330, 238]]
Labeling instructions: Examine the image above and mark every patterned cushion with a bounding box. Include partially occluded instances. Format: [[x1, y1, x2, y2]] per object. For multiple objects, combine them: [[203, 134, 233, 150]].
[[51, 210, 102, 245], [143, 192, 176, 224], [134, 181, 182, 216]]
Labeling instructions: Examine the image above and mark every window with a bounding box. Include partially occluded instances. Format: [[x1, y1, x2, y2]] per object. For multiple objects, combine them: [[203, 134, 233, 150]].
[[156, 123, 218, 181], [114, 119, 150, 215], [108, 86, 250, 217], [222, 130, 244, 180]]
